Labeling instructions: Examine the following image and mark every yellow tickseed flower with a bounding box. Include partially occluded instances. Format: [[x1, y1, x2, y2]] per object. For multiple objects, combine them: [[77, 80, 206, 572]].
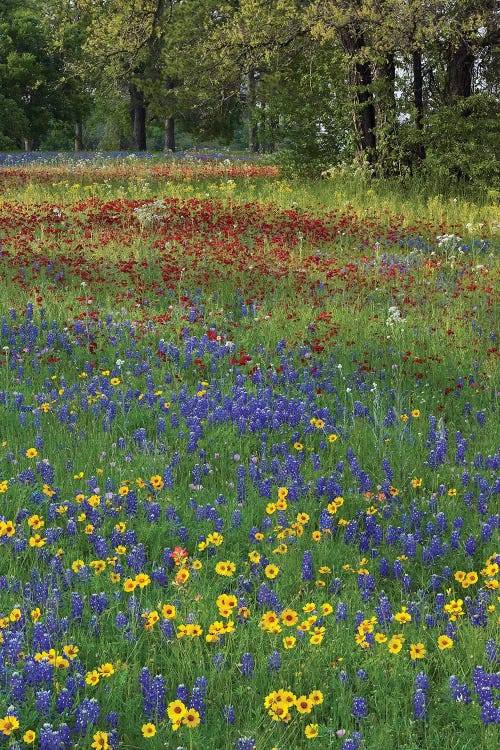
[[437, 635, 454, 650], [98, 662, 115, 677], [141, 723, 156, 738], [305, 723, 319, 738], [264, 564, 280, 579], [410, 643, 426, 660], [394, 607, 412, 624]]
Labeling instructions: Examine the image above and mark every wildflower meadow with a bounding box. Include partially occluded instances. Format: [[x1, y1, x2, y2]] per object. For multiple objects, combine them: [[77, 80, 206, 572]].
[[0, 154, 498, 750]]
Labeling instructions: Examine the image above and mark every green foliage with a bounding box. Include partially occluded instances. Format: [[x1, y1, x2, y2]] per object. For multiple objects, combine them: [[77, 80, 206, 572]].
[[424, 94, 500, 188], [0, 1, 69, 146], [260, 41, 353, 176], [0, 0, 498, 191]]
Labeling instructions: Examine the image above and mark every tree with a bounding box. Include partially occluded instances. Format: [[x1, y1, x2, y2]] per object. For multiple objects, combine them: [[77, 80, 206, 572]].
[[74, 0, 172, 150], [0, 0, 69, 149]]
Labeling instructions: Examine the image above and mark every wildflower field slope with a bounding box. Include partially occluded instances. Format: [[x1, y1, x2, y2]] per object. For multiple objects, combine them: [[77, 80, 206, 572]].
[[0, 155, 498, 750]]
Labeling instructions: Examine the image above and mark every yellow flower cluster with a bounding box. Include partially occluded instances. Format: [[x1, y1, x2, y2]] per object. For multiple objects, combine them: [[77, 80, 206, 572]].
[[264, 688, 324, 725], [167, 701, 201, 730]]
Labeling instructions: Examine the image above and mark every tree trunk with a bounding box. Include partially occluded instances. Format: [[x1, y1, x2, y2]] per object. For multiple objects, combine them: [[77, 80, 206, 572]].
[[247, 69, 259, 153], [341, 26, 376, 164], [412, 50, 425, 162], [447, 41, 474, 99], [164, 77, 175, 152], [24, 139, 34, 152], [354, 59, 377, 159], [75, 123, 84, 152], [375, 54, 397, 173], [129, 83, 147, 151], [164, 116, 175, 152]]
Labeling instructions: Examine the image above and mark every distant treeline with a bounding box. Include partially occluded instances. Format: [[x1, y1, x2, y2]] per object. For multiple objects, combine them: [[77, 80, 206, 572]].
[[0, 1, 498, 183]]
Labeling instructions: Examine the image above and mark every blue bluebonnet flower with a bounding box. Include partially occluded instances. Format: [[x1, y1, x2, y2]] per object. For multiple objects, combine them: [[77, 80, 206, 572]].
[[240, 653, 254, 678], [267, 651, 281, 671], [89, 592, 108, 615], [351, 697, 368, 720], [341, 732, 363, 750], [256, 583, 282, 612], [472, 667, 500, 724], [223, 705, 235, 724], [9, 671, 26, 703], [485, 639, 499, 664], [234, 738, 256, 750], [449, 676, 471, 704], [36, 690, 52, 716], [74, 697, 100, 734], [190, 676, 207, 723], [212, 653, 225, 671], [464, 536, 476, 556], [56, 687, 74, 713], [160, 619, 175, 640], [141, 672, 166, 721], [414, 672, 429, 691], [335, 602, 348, 621], [175, 684, 189, 704], [413, 689, 427, 720], [106, 712, 118, 728], [301, 550, 314, 581], [38, 723, 72, 750]]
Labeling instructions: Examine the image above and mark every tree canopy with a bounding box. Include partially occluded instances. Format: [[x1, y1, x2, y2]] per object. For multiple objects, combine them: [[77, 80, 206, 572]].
[[0, 0, 498, 183]]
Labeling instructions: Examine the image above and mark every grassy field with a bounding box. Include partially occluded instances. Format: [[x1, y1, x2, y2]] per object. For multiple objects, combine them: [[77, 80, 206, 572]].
[[0, 154, 498, 750]]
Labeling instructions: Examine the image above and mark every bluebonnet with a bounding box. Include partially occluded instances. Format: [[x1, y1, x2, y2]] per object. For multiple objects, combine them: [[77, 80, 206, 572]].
[[89, 592, 108, 615], [175, 684, 189, 703], [240, 653, 254, 678], [472, 667, 500, 725], [464, 536, 476, 556], [341, 732, 363, 750], [36, 690, 52, 716], [160, 619, 176, 640], [190, 676, 207, 722], [38, 723, 72, 750], [74, 697, 100, 734], [223, 705, 235, 724], [413, 689, 427, 720], [234, 738, 256, 750], [301, 550, 314, 581], [9, 672, 26, 703], [329, 577, 342, 595], [212, 652, 225, 671], [141, 672, 166, 721], [414, 672, 429, 690], [351, 696, 368, 720], [56, 687, 74, 713], [335, 602, 348, 621], [449, 676, 471, 704], [375, 593, 393, 626], [256, 583, 282, 612], [485, 639, 499, 663], [267, 651, 281, 671], [106, 712, 118, 728]]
